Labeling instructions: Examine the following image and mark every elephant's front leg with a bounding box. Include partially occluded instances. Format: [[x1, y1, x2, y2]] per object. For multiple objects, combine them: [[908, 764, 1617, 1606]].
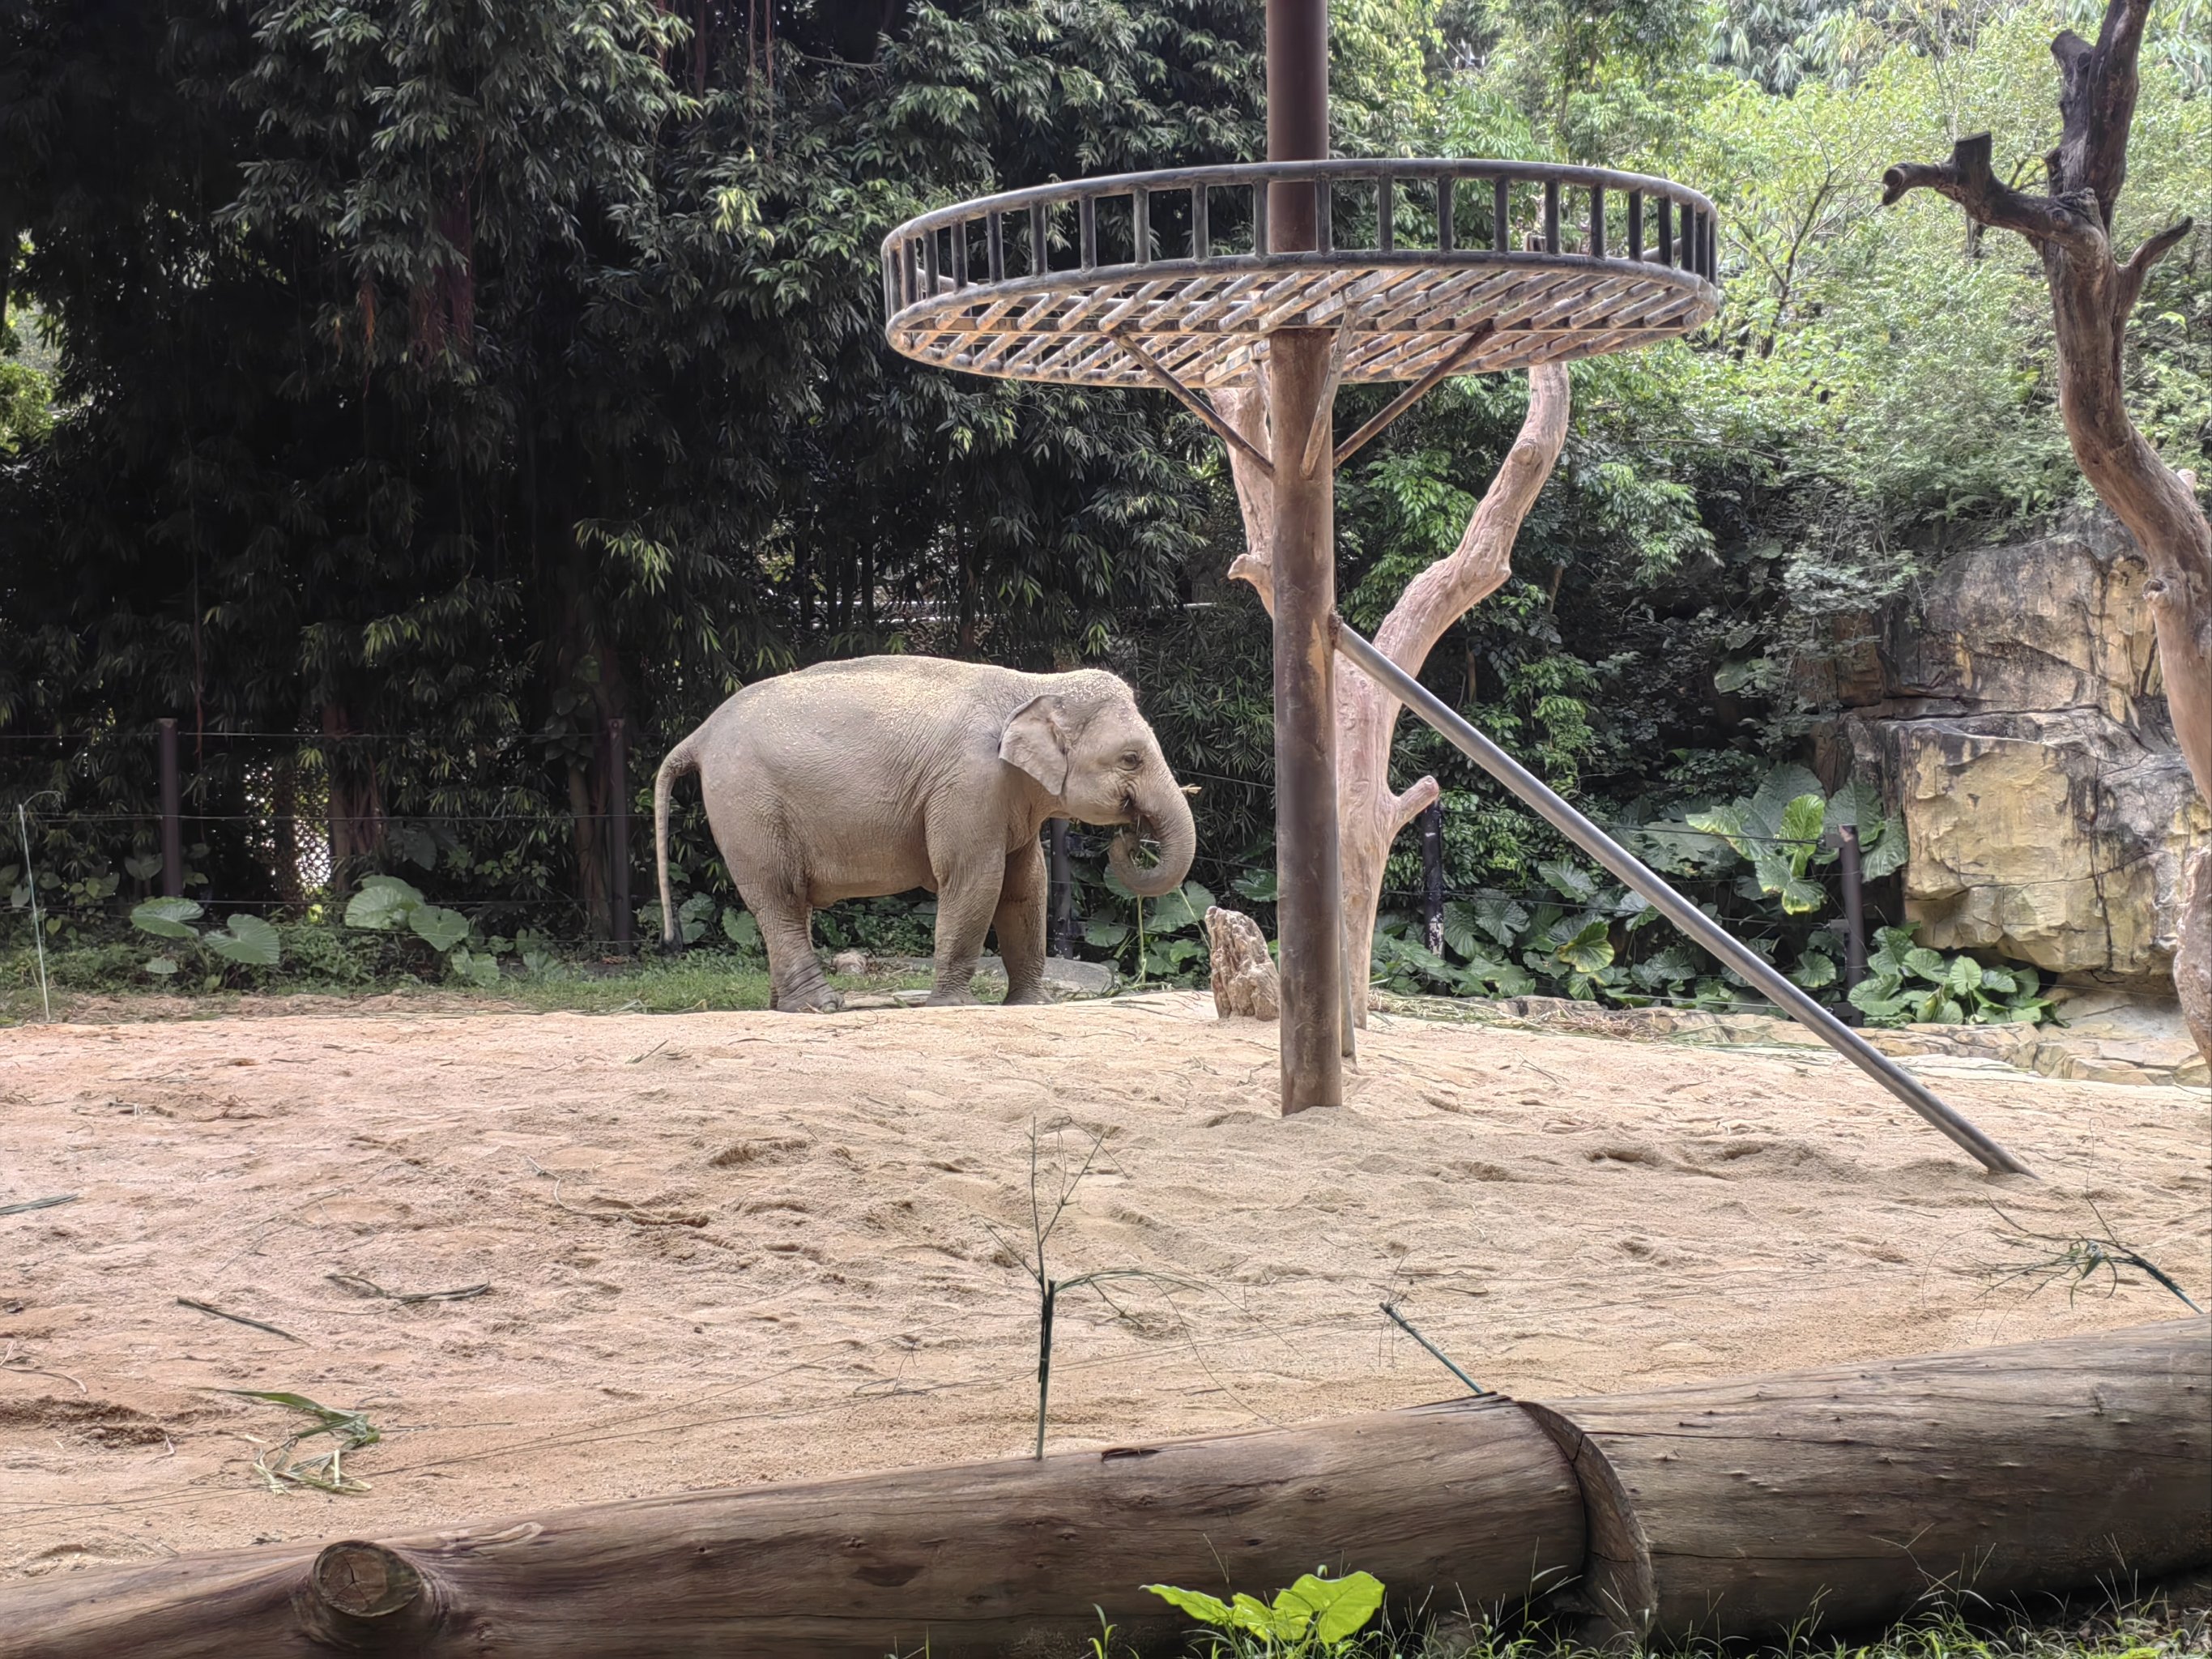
[[926, 851, 1007, 1007], [995, 838, 1049, 1006]]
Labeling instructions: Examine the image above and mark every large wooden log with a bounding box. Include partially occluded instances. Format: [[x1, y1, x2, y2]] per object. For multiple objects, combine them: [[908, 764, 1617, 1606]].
[[4, 1397, 1582, 1659], [6, 1322, 2205, 1657], [1528, 1318, 2211, 1644]]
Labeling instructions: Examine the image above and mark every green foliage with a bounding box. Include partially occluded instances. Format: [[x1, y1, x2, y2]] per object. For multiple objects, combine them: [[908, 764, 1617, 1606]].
[[1848, 923, 2052, 1026], [1144, 1569, 1387, 1653]]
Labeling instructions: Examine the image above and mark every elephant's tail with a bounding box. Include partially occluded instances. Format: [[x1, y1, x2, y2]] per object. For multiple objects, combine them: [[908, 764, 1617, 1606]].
[[654, 731, 701, 954]]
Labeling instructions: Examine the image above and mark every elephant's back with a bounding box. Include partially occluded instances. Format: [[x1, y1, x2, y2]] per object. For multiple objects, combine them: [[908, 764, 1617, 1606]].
[[696, 655, 1028, 774]]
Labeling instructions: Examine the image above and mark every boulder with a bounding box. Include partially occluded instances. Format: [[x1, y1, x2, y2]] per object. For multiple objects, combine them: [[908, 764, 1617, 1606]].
[[1826, 510, 2209, 986]]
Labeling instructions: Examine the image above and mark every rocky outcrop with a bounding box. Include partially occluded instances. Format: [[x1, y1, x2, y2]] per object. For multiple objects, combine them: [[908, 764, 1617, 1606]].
[[1822, 511, 2209, 986]]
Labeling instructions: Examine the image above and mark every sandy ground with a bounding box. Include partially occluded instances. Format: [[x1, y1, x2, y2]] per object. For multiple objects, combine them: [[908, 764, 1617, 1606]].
[[1, 992, 2206, 1584]]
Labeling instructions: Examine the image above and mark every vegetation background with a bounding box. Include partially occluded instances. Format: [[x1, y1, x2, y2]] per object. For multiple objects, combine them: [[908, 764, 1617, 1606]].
[[2, 0, 2206, 1009]]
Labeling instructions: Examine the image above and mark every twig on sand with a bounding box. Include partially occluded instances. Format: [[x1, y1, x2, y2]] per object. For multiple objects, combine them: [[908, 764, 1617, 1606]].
[[1381, 1302, 1491, 1397], [326, 1273, 491, 1305], [0, 1194, 78, 1217], [2, 1339, 87, 1396], [548, 1180, 706, 1228], [177, 1299, 305, 1343]]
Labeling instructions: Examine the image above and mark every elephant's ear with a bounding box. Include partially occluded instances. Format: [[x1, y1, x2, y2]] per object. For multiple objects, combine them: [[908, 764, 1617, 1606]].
[[999, 694, 1070, 794]]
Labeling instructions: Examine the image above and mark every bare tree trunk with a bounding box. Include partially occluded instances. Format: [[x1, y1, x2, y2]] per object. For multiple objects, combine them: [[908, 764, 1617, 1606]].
[[320, 703, 383, 893], [1221, 367, 1571, 1023], [1882, 0, 2210, 1060]]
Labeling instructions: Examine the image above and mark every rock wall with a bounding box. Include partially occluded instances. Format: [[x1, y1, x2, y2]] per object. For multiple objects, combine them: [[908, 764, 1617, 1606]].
[[1815, 510, 2209, 985]]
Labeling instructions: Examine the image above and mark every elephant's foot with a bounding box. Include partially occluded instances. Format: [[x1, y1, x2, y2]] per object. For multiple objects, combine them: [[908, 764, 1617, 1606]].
[[923, 980, 978, 1007], [777, 979, 844, 1014], [1001, 985, 1051, 1007]]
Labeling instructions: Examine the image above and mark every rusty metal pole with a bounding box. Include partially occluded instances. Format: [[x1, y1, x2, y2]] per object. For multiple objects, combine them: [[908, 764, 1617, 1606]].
[[1267, 0, 1342, 1113]]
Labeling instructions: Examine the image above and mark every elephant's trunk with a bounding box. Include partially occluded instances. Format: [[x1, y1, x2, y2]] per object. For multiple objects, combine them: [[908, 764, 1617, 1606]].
[[1107, 775, 1196, 900]]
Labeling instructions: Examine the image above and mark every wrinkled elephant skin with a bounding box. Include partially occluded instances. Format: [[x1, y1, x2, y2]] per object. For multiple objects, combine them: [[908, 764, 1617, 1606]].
[[654, 658, 1196, 1011]]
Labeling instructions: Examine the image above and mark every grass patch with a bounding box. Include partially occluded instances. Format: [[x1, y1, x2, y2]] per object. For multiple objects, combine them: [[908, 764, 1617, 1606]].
[[1057, 1593, 2210, 1659], [0, 938, 949, 1022]]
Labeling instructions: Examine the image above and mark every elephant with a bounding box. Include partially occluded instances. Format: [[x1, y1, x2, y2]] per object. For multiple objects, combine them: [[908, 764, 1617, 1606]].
[[652, 656, 1197, 1012]]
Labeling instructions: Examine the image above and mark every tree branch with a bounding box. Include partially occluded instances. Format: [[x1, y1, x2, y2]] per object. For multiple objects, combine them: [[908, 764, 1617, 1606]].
[[2116, 215, 2193, 326], [1370, 362, 1571, 676], [2050, 0, 2147, 223], [1880, 132, 2099, 254], [1219, 377, 1276, 615]]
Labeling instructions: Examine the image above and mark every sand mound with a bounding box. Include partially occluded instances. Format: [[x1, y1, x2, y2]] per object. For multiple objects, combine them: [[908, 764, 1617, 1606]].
[[1, 992, 2204, 1581]]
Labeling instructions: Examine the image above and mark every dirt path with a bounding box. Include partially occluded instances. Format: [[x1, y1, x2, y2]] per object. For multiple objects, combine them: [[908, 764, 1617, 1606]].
[[2, 993, 2204, 1583]]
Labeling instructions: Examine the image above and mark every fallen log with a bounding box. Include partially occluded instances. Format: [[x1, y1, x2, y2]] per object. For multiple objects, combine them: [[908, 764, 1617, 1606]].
[[4, 1320, 2204, 1657], [4, 1397, 1583, 1658], [1529, 1318, 2212, 1644]]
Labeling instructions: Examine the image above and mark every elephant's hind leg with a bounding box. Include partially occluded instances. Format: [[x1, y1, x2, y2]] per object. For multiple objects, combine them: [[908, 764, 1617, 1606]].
[[995, 839, 1050, 1006], [743, 876, 841, 1014]]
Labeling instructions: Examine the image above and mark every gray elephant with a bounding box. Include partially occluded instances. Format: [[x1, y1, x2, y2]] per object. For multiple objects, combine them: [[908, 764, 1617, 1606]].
[[652, 656, 1196, 1011]]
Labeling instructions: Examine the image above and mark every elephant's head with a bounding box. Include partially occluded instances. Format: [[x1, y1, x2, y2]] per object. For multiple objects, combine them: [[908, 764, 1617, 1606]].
[[999, 672, 1196, 900]]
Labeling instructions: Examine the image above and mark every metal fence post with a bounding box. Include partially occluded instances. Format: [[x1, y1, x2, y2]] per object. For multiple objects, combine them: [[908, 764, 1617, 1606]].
[[607, 718, 631, 953], [1048, 819, 1074, 957], [1419, 800, 1445, 955], [157, 718, 183, 898]]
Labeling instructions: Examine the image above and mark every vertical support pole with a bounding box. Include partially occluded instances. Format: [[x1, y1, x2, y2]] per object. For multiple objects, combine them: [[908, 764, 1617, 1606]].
[[1048, 819, 1075, 959], [157, 718, 183, 898], [607, 718, 632, 953], [1840, 824, 1867, 1007], [1419, 800, 1445, 956], [1268, 0, 1342, 1114]]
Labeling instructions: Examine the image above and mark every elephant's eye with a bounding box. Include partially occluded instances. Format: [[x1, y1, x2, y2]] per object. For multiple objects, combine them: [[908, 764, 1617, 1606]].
[[1119, 750, 1143, 770]]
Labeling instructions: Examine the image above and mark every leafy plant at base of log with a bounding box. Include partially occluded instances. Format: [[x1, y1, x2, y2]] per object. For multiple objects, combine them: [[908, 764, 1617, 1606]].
[[984, 1121, 1199, 1461], [1146, 1569, 1387, 1655]]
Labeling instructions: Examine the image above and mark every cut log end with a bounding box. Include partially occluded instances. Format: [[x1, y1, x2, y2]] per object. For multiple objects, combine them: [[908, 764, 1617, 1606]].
[[312, 1541, 423, 1619]]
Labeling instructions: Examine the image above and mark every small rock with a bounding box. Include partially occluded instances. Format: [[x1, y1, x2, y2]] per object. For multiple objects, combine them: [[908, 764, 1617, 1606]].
[[1041, 957, 1114, 998], [829, 950, 870, 977]]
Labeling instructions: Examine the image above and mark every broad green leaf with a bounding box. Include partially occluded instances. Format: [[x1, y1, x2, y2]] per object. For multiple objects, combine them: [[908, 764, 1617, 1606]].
[[1535, 859, 1597, 902], [1779, 875, 1826, 914], [1980, 965, 2021, 996], [130, 897, 203, 939], [1276, 1571, 1387, 1644], [1825, 775, 1884, 831], [1685, 806, 1750, 859], [345, 879, 421, 930], [1789, 949, 1838, 989], [1777, 791, 1825, 850], [145, 954, 179, 977], [1470, 895, 1530, 948], [1903, 947, 1949, 983], [1549, 917, 1614, 974], [1945, 955, 1983, 997], [1083, 919, 1130, 949], [124, 853, 164, 881], [721, 909, 761, 952], [1859, 813, 1911, 879], [408, 904, 470, 953], [1748, 847, 1796, 898], [1226, 1592, 1284, 1637], [1144, 1585, 1232, 1627], [1746, 764, 1826, 834], [202, 914, 281, 967], [1232, 868, 1278, 902]]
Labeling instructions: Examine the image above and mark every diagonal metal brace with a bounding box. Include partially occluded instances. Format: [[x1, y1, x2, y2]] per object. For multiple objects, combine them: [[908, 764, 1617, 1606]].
[[1332, 318, 1497, 472], [1329, 613, 2033, 1179], [1109, 330, 1274, 478]]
